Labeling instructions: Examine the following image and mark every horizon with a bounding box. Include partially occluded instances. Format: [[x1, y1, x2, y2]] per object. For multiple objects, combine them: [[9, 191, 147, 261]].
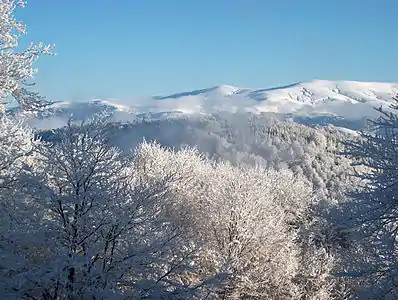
[[16, 0, 398, 102]]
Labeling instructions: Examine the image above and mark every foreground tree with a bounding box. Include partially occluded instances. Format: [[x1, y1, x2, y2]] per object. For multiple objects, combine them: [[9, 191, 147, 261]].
[[343, 95, 398, 298], [0, 115, 213, 299], [0, 1, 55, 298], [0, 0, 53, 112]]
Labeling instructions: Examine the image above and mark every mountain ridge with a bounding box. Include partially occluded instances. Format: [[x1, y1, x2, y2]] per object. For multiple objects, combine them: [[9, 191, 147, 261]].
[[28, 80, 398, 130]]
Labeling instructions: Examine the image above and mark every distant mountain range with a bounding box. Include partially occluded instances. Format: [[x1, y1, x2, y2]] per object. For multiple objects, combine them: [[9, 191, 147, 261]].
[[27, 80, 398, 130]]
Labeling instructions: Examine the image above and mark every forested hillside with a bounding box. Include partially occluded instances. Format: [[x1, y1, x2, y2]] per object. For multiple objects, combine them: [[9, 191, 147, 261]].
[[39, 112, 358, 202]]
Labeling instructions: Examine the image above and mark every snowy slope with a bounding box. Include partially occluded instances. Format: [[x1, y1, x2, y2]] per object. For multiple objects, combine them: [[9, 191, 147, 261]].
[[28, 80, 398, 129]]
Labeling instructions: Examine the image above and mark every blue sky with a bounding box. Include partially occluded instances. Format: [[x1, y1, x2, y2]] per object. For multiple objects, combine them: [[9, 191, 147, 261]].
[[17, 0, 398, 101]]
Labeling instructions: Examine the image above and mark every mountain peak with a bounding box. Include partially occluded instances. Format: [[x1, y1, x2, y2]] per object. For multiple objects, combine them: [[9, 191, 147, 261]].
[[209, 84, 242, 97]]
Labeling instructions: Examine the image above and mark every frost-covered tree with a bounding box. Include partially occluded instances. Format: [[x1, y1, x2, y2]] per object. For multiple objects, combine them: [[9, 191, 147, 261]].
[[0, 117, 39, 298], [0, 0, 52, 210], [0, 117, 35, 187], [342, 95, 398, 298], [0, 0, 53, 112], [1, 114, 213, 299], [0, 1, 54, 296], [198, 165, 308, 299], [134, 141, 346, 299]]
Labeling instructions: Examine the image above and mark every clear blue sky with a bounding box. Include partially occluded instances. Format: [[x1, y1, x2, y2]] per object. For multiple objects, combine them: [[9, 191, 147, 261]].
[[17, 0, 398, 102]]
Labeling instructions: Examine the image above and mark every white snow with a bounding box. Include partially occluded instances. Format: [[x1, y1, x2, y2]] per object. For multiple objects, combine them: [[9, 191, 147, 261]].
[[28, 80, 398, 128], [334, 126, 359, 136]]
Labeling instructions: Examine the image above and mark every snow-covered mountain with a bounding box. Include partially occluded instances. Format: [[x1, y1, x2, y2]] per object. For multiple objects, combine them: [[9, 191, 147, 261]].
[[28, 80, 398, 129]]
